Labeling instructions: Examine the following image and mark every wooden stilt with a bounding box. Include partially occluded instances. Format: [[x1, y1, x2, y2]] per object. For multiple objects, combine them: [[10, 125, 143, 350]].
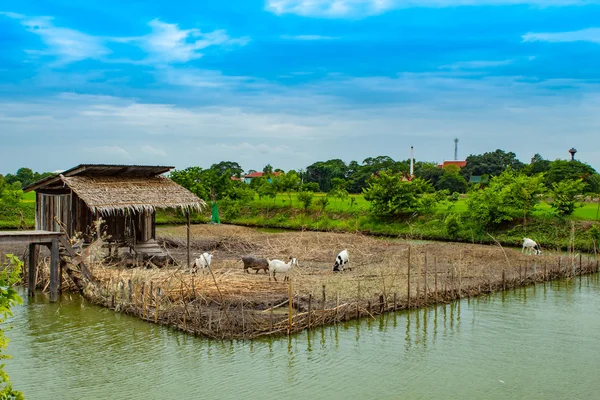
[[187, 211, 191, 271], [28, 243, 37, 297], [49, 238, 59, 302]]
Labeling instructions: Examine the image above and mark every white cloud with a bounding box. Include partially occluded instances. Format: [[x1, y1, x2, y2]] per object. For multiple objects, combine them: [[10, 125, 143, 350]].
[[1, 12, 109, 64], [141, 145, 168, 157], [523, 27, 600, 44], [280, 34, 340, 40], [440, 59, 514, 70], [266, 0, 599, 18], [117, 19, 250, 64]]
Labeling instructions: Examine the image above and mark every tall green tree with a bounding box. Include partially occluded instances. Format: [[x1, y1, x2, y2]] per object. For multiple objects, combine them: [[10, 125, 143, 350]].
[[549, 179, 586, 216], [545, 160, 598, 193], [461, 149, 524, 181], [363, 172, 435, 218]]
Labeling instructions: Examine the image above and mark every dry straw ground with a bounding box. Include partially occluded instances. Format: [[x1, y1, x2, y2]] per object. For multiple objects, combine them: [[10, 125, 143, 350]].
[[5, 224, 597, 339]]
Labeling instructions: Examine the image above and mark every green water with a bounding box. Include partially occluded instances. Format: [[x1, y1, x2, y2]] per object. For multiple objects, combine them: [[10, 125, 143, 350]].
[[5, 275, 600, 399]]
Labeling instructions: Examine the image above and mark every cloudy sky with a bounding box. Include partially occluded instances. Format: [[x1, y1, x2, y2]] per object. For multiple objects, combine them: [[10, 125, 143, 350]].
[[1, 0, 599, 174]]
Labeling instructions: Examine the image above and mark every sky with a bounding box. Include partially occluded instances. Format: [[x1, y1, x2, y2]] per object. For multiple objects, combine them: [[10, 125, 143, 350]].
[[1, 0, 600, 174]]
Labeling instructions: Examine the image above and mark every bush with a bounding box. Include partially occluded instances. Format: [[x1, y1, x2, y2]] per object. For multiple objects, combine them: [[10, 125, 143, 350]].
[[445, 213, 461, 239], [315, 197, 329, 211], [297, 191, 314, 211]]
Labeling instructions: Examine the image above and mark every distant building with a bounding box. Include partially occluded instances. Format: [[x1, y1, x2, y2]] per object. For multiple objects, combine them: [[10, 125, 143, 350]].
[[231, 171, 281, 184], [437, 160, 467, 169]]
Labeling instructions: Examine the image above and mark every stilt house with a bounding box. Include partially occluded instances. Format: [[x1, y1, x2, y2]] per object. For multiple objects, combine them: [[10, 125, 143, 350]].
[[24, 164, 205, 260]]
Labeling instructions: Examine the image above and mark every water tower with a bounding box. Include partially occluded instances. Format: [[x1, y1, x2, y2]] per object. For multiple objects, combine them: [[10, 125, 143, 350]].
[[569, 148, 577, 161]]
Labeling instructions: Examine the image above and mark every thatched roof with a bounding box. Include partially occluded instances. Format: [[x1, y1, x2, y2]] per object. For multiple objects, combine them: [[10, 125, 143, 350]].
[[60, 175, 205, 215]]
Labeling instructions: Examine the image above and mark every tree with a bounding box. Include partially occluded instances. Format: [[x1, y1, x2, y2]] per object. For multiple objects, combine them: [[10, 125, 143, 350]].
[[461, 149, 524, 181], [549, 179, 586, 216], [414, 162, 444, 187], [262, 164, 273, 177], [1, 254, 24, 400], [210, 161, 243, 178], [305, 159, 348, 192], [466, 170, 544, 229], [273, 171, 301, 205], [527, 153, 551, 175], [297, 191, 314, 211], [435, 169, 468, 193], [363, 172, 436, 218], [545, 160, 598, 193]]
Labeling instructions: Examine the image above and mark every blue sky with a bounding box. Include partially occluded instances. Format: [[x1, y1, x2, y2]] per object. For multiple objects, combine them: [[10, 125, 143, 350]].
[[1, 0, 600, 174]]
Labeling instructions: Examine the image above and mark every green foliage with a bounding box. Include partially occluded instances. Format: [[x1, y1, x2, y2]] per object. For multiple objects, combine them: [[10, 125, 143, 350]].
[[461, 149, 524, 181], [300, 182, 319, 192], [466, 170, 545, 229], [327, 187, 349, 203], [0, 255, 24, 400], [444, 213, 462, 239], [436, 171, 468, 193], [297, 191, 314, 211], [315, 196, 329, 211], [549, 179, 586, 216], [0, 183, 23, 206], [545, 160, 598, 193], [527, 153, 551, 175], [169, 164, 254, 202], [363, 172, 436, 218]]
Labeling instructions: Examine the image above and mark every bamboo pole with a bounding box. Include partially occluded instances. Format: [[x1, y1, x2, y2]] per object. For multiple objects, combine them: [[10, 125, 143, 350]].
[[407, 247, 411, 308], [424, 253, 428, 304], [434, 257, 438, 303], [308, 294, 312, 328], [187, 210, 191, 271], [288, 279, 293, 335]]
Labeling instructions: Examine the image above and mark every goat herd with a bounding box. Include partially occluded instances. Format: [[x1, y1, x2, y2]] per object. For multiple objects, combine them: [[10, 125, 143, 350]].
[[190, 238, 542, 282], [191, 249, 351, 282]]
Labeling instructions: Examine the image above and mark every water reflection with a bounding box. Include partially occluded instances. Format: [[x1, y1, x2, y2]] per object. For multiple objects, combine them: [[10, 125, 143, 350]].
[[6, 275, 600, 400]]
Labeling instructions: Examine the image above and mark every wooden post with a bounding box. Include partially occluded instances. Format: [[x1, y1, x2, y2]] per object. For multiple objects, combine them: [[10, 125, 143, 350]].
[[502, 269, 506, 290], [288, 279, 293, 334], [451, 260, 455, 298], [393, 292, 397, 310], [458, 261, 462, 298], [120, 281, 125, 305], [270, 302, 274, 331], [379, 294, 384, 313], [322, 284, 326, 310], [336, 292, 340, 321], [544, 263, 547, 280], [579, 253, 582, 273], [416, 255, 420, 306], [424, 253, 428, 305], [28, 243, 37, 297], [128, 280, 133, 302], [187, 210, 191, 271], [407, 247, 411, 308], [356, 302, 359, 319], [434, 257, 438, 303], [308, 294, 312, 328], [155, 287, 160, 323], [49, 238, 59, 303]]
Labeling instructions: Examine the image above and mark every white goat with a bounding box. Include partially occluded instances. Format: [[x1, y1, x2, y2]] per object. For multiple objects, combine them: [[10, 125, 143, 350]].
[[267, 257, 298, 282], [522, 238, 541, 255], [192, 252, 213, 274], [333, 249, 350, 272]]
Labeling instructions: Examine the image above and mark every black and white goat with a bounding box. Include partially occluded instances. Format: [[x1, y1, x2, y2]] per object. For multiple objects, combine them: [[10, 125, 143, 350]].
[[522, 238, 542, 255], [192, 252, 213, 274], [333, 249, 350, 272]]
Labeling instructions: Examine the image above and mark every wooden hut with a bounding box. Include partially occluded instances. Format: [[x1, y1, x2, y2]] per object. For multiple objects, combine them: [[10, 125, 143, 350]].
[[24, 164, 205, 261]]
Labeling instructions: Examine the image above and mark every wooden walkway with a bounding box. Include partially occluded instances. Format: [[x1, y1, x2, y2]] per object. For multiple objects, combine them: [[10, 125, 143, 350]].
[[0, 230, 64, 302]]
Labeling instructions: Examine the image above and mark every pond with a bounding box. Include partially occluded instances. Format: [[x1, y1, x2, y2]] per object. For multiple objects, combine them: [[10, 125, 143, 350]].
[[5, 274, 600, 399]]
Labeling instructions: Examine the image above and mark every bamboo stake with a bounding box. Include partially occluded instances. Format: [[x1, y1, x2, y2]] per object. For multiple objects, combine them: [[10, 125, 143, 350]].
[[434, 257, 438, 303], [288, 279, 293, 335], [407, 247, 411, 308], [308, 294, 312, 328], [424, 253, 428, 304]]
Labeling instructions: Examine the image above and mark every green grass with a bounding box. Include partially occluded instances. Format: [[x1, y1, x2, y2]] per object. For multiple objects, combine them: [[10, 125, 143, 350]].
[[22, 191, 36, 202]]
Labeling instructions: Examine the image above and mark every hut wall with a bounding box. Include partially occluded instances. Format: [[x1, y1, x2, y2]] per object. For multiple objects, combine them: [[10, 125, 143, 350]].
[[36, 190, 72, 234], [135, 211, 155, 243]]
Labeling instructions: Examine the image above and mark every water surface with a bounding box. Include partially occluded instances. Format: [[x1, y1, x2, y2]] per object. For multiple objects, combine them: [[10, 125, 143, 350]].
[[5, 275, 600, 399]]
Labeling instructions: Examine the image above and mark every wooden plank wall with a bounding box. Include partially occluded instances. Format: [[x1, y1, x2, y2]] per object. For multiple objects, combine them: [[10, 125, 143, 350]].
[[36, 192, 71, 234]]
